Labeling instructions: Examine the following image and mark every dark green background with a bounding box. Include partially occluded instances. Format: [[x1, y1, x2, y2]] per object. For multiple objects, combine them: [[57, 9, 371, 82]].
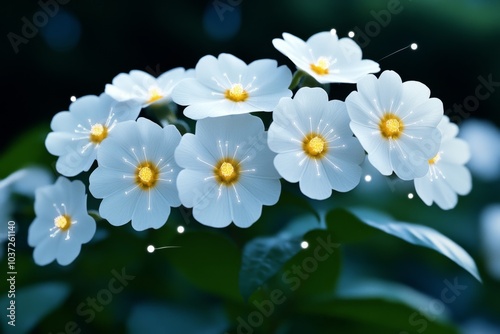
[[2, 1, 500, 333]]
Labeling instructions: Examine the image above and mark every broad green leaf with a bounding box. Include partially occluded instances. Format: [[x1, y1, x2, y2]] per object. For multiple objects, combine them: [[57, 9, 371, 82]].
[[1, 282, 70, 334], [296, 297, 457, 334], [239, 234, 302, 301], [127, 302, 229, 334], [162, 231, 242, 302], [278, 229, 341, 298], [327, 208, 482, 282]]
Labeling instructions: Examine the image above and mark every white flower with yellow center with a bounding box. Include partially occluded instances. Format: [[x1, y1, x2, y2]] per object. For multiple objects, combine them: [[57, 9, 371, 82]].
[[105, 68, 192, 108], [171, 53, 292, 120], [45, 94, 141, 177], [414, 116, 472, 210], [345, 70, 443, 180], [89, 118, 182, 231], [174, 114, 281, 228], [27, 177, 96, 266], [272, 30, 380, 84], [268, 87, 365, 200]]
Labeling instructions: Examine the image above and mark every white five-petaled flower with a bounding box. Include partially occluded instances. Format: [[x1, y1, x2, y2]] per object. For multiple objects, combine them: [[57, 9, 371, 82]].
[[414, 116, 472, 210], [345, 70, 443, 180], [28, 177, 96, 266], [171, 53, 292, 120], [272, 30, 380, 84], [45, 93, 141, 177], [89, 118, 182, 231], [105, 68, 193, 108], [175, 114, 281, 228], [268, 87, 365, 200]]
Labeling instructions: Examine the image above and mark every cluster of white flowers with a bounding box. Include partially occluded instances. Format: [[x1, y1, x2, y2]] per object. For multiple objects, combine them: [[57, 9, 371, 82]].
[[26, 29, 472, 265]]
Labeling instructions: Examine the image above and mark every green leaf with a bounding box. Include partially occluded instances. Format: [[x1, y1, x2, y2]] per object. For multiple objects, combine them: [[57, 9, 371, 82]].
[[0, 123, 52, 179], [162, 231, 242, 302], [296, 285, 459, 334], [278, 229, 341, 298], [127, 302, 229, 334], [239, 234, 302, 301], [327, 207, 482, 282], [1, 281, 70, 334]]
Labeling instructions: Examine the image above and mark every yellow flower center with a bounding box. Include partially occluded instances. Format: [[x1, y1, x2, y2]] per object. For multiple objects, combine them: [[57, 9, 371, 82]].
[[147, 87, 164, 104], [89, 123, 108, 144], [379, 113, 404, 139], [214, 158, 240, 185], [303, 133, 328, 159], [54, 214, 71, 231], [225, 83, 249, 102], [310, 57, 330, 75], [428, 153, 441, 165], [135, 161, 160, 189]]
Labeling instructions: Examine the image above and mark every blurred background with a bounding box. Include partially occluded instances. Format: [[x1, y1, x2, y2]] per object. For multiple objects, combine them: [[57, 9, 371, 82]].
[[2, 0, 500, 333]]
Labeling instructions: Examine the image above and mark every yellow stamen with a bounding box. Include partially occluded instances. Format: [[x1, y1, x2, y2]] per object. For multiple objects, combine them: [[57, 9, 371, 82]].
[[429, 154, 441, 165], [214, 158, 240, 185], [54, 215, 71, 231], [310, 57, 330, 75], [89, 124, 108, 144], [135, 162, 159, 189], [225, 84, 249, 102], [379, 113, 404, 139], [147, 87, 164, 104], [303, 133, 328, 159]]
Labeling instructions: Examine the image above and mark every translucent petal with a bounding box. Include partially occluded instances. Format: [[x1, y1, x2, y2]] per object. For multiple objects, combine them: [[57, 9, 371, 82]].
[[230, 183, 264, 228], [238, 176, 281, 206], [273, 151, 306, 183], [299, 160, 332, 200], [56, 241, 81, 266], [33, 237, 57, 266], [192, 186, 233, 228], [99, 190, 141, 226], [438, 162, 472, 195]]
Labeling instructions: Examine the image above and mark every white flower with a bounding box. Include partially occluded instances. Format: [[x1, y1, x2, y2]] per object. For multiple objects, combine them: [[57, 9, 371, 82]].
[[171, 53, 292, 120], [105, 68, 193, 108], [45, 94, 141, 177], [89, 118, 182, 231], [480, 204, 500, 280], [175, 114, 281, 228], [345, 70, 443, 180], [459, 118, 500, 181], [414, 116, 472, 210], [272, 30, 380, 84], [28, 177, 96, 266], [268, 87, 365, 200]]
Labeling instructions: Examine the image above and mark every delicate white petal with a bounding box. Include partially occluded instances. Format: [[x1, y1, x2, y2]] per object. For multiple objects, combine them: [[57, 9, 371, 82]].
[[438, 163, 472, 195], [99, 190, 140, 226], [440, 138, 470, 165], [299, 160, 332, 200], [230, 183, 264, 228]]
